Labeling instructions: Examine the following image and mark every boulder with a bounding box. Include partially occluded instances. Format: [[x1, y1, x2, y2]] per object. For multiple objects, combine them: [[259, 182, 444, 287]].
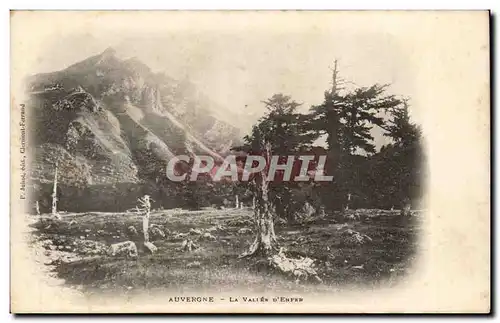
[[186, 261, 201, 269], [109, 241, 138, 258], [205, 224, 224, 232], [150, 226, 166, 239], [189, 228, 203, 235], [144, 241, 158, 254], [201, 232, 216, 241], [174, 232, 188, 239], [238, 228, 253, 235], [127, 225, 138, 236], [180, 239, 198, 252]]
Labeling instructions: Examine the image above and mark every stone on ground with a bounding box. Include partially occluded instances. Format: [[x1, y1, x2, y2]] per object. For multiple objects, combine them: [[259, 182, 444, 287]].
[[144, 241, 158, 254], [150, 226, 166, 239], [109, 241, 138, 258]]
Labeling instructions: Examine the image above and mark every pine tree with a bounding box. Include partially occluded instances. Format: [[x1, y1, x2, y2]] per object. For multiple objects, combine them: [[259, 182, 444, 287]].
[[309, 61, 401, 210]]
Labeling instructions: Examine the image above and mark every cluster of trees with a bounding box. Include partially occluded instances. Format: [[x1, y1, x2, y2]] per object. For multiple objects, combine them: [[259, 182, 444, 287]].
[[137, 63, 424, 224], [229, 63, 425, 256], [32, 63, 423, 225]]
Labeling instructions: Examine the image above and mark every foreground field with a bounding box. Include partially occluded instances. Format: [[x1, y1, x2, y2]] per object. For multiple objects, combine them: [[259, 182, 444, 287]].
[[28, 208, 420, 296]]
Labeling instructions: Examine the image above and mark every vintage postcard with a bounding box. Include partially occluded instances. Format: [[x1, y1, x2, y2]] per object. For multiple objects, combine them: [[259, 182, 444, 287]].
[[10, 11, 490, 313]]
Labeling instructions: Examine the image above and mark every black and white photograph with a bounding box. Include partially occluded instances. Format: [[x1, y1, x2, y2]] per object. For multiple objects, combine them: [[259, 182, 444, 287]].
[[9, 10, 490, 313]]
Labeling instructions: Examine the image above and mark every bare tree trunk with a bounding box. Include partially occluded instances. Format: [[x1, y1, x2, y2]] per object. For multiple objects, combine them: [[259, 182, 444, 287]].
[[243, 179, 274, 257], [143, 213, 150, 242], [139, 195, 158, 254], [344, 192, 351, 211], [142, 197, 151, 242], [51, 163, 58, 217], [240, 142, 277, 258]]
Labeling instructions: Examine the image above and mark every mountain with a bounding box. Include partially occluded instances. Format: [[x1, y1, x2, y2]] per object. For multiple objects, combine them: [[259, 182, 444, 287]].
[[26, 47, 242, 189]]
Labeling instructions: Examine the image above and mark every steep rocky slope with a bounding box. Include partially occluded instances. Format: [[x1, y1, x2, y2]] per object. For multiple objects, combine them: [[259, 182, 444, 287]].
[[27, 48, 241, 188]]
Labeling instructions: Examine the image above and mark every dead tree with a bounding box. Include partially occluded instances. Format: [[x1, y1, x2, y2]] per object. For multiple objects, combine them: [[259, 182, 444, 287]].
[[51, 163, 59, 218], [240, 142, 278, 258], [344, 192, 351, 211], [137, 195, 158, 254], [137, 195, 152, 242]]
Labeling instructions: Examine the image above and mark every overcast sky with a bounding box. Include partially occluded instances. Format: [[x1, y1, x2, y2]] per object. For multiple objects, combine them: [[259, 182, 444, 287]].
[[28, 12, 417, 148]]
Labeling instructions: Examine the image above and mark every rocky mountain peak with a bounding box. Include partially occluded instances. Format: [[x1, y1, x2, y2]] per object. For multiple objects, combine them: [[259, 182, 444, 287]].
[[27, 49, 242, 189], [101, 47, 117, 58]]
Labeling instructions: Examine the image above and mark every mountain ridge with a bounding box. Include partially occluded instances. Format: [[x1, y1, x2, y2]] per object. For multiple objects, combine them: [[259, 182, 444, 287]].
[[27, 48, 242, 187]]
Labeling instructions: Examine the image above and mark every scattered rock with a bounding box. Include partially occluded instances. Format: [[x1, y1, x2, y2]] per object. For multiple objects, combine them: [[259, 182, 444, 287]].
[[150, 226, 166, 239], [173, 233, 188, 240], [205, 225, 224, 232], [189, 228, 203, 235], [344, 213, 360, 221], [186, 261, 201, 269], [109, 241, 138, 258], [201, 232, 216, 241], [238, 228, 253, 235], [341, 229, 372, 246], [227, 219, 253, 227], [40, 239, 53, 248], [144, 241, 158, 254], [268, 248, 322, 283], [74, 239, 108, 255], [180, 239, 198, 252], [336, 223, 350, 231], [127, 226, 138, 236]]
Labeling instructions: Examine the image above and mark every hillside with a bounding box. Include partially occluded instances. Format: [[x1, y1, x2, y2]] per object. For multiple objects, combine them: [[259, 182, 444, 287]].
[[27, 48, 241, 189]]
